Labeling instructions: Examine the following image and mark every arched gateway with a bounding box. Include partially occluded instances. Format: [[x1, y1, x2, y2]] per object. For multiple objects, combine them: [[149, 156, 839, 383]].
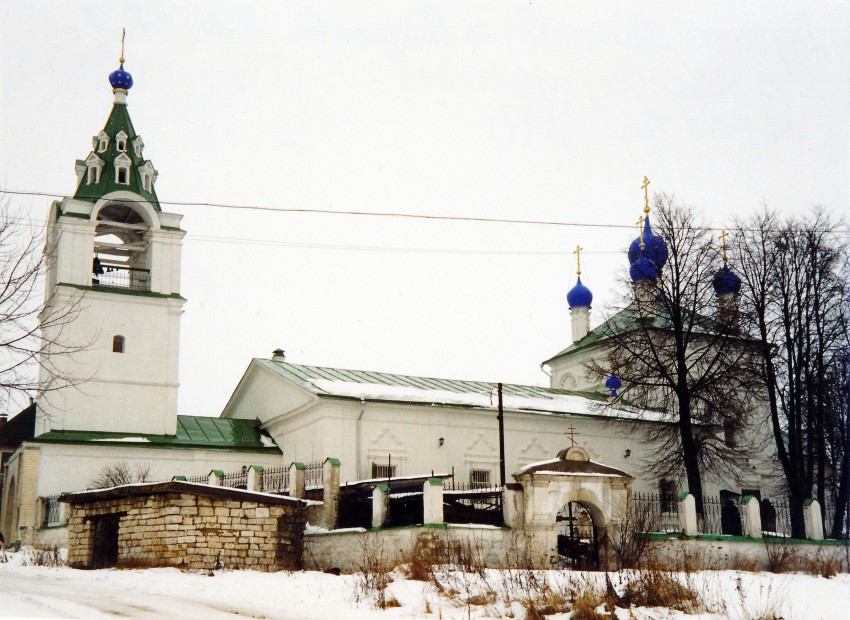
[[509, 445, 633, 570]]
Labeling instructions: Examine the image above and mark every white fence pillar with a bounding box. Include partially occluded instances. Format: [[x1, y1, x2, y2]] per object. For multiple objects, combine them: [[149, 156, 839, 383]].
[[742, 495, 762, 538], [679, 492, 698, 536], [208, 470, 223, 486], [247, 465, 264, 492], [804, 499, 824, 541], [289, 462, 306, 499], [422, 478, 444, 525], [372, 484, 389, 528], [322, 458, 341, 529], [503, 484, 524, 529]]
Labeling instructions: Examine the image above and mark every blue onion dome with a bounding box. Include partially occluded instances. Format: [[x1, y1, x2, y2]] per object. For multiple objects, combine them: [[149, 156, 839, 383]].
[[567, 277, 593, 308], [605, 373, 622, 398], [630, 256, 658, 282], [628, 216, 668, 270], [713, 263, 742, 295], [109, 62, 134, 92]]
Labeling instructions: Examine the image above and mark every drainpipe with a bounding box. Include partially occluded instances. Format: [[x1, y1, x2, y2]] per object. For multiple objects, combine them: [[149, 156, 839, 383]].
[[356, 399, 366, 479]]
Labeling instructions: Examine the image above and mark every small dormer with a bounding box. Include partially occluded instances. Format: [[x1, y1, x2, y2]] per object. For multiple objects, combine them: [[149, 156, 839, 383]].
[[138, 161, 157, 192], [84, 152, 105, 185], [114, 152, 132, 185], [133, 136, 144, 159], [75, 160, 87, 185], [115, 130, 129, 153], [94, 131, 110, 154]]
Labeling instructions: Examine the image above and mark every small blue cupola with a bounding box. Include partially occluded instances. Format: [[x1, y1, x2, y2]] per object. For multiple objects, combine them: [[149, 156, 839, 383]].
[[567, 245, 593, 308], [712, 231, 742, 295], [628, 177, 668, 283], [605, 372, 622, 398], [567, 277, 593, 308]]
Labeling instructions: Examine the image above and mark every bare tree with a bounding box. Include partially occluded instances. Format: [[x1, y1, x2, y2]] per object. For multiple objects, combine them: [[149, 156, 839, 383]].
[[733, 208, 848, 538], [590, 195, 756, 517], [0, 202, 86, 411], [89, 462, 152, 489]]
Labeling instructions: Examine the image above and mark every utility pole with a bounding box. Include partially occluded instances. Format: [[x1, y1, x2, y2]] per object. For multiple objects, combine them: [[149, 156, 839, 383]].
[[497, 382, 506, 487]]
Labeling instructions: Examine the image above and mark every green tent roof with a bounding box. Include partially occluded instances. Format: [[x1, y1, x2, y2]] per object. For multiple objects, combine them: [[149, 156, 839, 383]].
[[32, 416, 279, 453], [73, 101, 160, 210]]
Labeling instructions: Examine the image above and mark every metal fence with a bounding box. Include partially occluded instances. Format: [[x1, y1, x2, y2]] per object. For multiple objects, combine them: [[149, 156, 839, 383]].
[[262, 465, 289, 493], [93, 264, 151, 292], [220, 466, 248, 489], [631, 491, 680, 533], [185, 473, 210, 484], [304, 461, 324, 488], [700, 495, 746, 536]]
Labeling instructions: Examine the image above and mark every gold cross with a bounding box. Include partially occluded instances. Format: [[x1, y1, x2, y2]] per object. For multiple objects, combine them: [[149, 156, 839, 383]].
[[120, 28, 126, 64], [636, 215, 645, 250], [719, 230, 729, 262], [574, 245, 583, 276], [641, 176, 651, 214], [565, 424, 577, 447]]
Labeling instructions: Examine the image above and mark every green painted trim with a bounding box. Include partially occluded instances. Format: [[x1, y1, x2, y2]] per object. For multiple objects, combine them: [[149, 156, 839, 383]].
[[161, 226, 183, 232], [293, 462, 306, 470], [60, 212, 91, 220], [56, 283, 185, 301], [172, 476, 187, 481], [60, 492, 72, 496], [250, 465, 264, 472], [741, 495, 756, 504], [375, 484, 390, 492], [677, 491, 690, 501], [325, 457, 341, 466], [803, 498, 815, 506], [427, 477, 443, 487], [210, 470, 224, 477]]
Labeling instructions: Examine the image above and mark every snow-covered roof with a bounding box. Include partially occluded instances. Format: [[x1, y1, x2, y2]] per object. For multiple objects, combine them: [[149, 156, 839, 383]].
[[255, 359, 669, 423]]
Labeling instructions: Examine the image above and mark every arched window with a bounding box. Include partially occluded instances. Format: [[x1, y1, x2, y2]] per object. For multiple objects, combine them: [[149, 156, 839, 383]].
[[112, 335, 125, 353]]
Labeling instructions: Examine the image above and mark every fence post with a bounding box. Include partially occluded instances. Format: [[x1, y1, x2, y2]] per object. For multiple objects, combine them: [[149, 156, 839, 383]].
[[502, 484, 524, 529], [372, 484, 389, 528], [322, 458, 341, 529], [59, 493, 72, 525], [289, 462, 306, 499], [678, 492, 698, 535], [422, 478, 444, 525], [247, 465, 264, 492], [742, 496, 762, 538], [208, 470, 223, 486], [803, 499, 824, 541]]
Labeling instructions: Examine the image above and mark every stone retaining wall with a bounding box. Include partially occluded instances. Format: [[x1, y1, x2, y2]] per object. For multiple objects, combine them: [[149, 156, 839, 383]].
[[67, 490, 305, 571]]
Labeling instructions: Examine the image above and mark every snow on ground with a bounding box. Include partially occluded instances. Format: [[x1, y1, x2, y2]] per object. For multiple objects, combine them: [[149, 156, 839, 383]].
[[0, 548, 848, 619]]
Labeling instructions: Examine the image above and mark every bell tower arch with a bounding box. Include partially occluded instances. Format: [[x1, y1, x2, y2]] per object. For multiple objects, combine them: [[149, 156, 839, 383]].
[[36, 55, 185, 437]]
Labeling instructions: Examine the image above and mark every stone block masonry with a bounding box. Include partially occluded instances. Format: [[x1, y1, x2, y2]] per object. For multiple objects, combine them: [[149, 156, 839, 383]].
[[63, 481, 307, 571]]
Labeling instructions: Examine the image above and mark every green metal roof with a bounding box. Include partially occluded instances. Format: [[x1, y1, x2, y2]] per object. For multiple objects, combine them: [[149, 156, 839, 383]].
[[31, 416, 279, 453], [72, 102, 160, 210], [255, 359, 608, 403]]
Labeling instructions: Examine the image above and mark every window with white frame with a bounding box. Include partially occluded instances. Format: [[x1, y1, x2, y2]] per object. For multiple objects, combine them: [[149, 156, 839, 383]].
[[116, 166, 129, 184], [141, 173, 150, 191], [116, 138, 126, 152], [371, 463, 397, 479], [469, 469, 491, 489], [87, 166, 100, 185], [98, 138, 109, 153]]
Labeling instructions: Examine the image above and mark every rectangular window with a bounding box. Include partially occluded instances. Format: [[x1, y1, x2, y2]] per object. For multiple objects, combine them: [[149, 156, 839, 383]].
[[87, 167, 99, 185], [116, 167, 129, 184], [116, 139, 126, 152], [659, 479, 677, 512], [470, 469, 491, 489], [371, 463, 396, 479]]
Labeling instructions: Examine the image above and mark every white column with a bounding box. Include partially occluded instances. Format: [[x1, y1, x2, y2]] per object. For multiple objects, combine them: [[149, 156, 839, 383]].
[[322, 458, 341, 529], [570, 306, 590, 343], [372, 484, 389, 529], [679, 493, 698, 536], [502, 485, 524, 529], [289, 462, 306, 499], [422, 478, 444, 525], [803, 499, 824, 541], [742, 495, 762, 538], [208, 470, 223, 486], [247, 465, 264, 492]]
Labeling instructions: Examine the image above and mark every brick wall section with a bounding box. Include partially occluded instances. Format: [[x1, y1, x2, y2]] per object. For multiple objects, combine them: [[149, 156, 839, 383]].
[[67, 492, 305, 571]]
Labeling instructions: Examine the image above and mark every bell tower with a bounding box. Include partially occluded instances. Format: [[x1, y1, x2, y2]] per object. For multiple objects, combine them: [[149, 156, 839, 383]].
[[36, 50, 185, 437]]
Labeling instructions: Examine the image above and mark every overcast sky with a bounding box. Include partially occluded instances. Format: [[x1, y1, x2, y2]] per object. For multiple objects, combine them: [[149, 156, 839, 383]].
[[1, 2, 848, 417]]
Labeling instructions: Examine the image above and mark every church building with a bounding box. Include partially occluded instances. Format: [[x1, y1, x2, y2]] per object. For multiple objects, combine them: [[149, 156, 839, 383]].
[[1, 52, 779, 548]]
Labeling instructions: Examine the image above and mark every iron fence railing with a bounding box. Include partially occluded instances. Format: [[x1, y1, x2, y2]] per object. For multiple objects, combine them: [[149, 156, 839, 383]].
[[186, 473, 210, 485], [220, 467, 248, 489], [92, 264, 151, 292], [304, 461, 324, 488], [631, 491, 680, 533], [760, 497, 791, 537], [700, 495, 745, 536], [262, 465, 289, 493]]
